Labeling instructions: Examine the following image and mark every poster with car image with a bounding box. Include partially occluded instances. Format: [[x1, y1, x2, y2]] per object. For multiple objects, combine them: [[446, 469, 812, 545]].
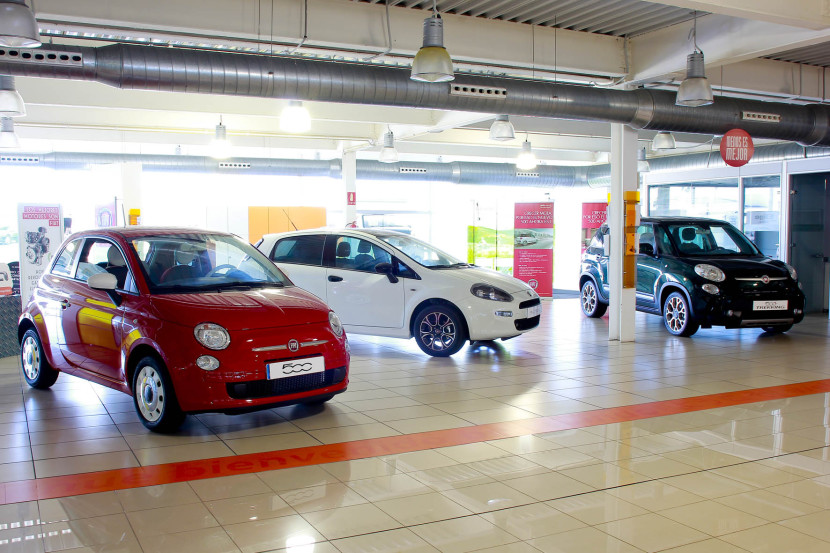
[[17, 204, 62, 303], [514, 202, 554, 297], [582, 202, 607, 253]]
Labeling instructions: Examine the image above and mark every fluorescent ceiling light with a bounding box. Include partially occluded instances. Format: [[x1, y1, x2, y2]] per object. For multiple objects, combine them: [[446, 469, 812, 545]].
[[0, 75, 25, 117], [489, 115, 515, 141], [411, 1, 454, 83], [0, 117, 20, 148], [209, 118, 231, 159], [652, 131, 676, 150], [516, 140, 537, 171], [379, 130, 398, 163], [280, 100, 311, 133], [0, 0, 41, 48], [637, 147, 650, 173]]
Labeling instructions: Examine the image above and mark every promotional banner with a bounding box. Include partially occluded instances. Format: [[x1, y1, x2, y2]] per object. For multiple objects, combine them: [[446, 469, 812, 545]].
[[581, 202, 607, 253], [18, 204, 63, 303], [514, 202, 554, 297]]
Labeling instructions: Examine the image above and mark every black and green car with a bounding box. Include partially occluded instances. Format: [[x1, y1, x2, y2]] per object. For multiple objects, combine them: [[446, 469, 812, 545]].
[[579, 217, 805, 336]]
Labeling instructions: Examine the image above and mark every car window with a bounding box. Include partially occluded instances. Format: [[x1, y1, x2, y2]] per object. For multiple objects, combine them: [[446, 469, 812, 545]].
[[586, 230, 605, 255], [51, 239, 82, 277], [75, 239, 132, 290], [333, 236, 392, 272], [637, 224, 656, 254], [395, 258, 419, 279], [667, 222, 760, 256], [271, 235, 325, 266], [654, 225, 674, 256]]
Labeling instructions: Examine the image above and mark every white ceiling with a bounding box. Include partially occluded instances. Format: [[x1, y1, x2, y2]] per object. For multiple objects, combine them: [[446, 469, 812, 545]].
[[8, 0, 830, 163]]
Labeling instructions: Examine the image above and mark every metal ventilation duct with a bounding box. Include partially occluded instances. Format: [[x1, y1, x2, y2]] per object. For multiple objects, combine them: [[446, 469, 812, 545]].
[[1, 44, 830, 146], [2, 144, 827, 188]]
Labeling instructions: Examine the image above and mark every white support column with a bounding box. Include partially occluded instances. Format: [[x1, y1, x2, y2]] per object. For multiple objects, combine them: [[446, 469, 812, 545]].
[[120, 162, 142, 225], [342, 151, 357, 228], [608, 124, 639, 342]]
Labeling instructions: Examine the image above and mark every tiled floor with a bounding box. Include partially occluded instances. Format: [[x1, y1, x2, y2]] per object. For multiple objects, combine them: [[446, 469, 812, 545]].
[[0, 298, 829, 551]]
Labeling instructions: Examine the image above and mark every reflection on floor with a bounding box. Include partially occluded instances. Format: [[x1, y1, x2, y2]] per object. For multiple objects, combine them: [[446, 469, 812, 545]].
[[0, 299, 828, 552]]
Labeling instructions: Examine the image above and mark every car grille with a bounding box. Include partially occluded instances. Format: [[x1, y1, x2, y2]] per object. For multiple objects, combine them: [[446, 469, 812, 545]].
[[519, 298, 541, 310], [734, 279, 791, 295], [515, 315, 540, 331], [226, 367, 347, 400]]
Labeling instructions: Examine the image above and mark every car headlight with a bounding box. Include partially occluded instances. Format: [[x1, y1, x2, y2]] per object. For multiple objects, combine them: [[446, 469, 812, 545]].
[[785, 263, 798, 280], [471, 284, 514, 302], [194, 323, 231, 350], [694, 264, 725, 282], [329, 311, 344, 337]]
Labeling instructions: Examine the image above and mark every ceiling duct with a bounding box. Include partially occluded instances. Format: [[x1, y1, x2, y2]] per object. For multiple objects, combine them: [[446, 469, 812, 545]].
[[2, 144, 826, 189], [0, 44, 829, 146]]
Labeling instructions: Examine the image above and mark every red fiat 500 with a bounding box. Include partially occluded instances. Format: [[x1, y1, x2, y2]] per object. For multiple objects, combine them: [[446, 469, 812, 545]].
[[18, 228, 350, 432]]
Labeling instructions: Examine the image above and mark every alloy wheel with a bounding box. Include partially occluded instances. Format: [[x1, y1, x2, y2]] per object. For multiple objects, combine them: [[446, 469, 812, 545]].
[[419, 311, 457, 353], [665, 295, 687, 333], [581, 283, 597, 315], [136, 365, 166, 422]]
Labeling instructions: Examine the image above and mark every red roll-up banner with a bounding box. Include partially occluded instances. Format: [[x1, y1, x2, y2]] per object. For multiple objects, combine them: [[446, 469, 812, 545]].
[[514, 202, 554, 297]]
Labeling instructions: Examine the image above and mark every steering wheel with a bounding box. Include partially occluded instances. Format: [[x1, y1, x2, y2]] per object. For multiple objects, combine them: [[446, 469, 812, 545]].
[[206, 264, 238, 277]]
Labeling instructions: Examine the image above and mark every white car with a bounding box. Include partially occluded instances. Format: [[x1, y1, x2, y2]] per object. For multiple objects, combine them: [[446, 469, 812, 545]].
[[257, 229, 542, 356]]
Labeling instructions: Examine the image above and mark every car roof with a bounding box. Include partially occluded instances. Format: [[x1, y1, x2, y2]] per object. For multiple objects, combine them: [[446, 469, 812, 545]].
[[642, 216, 730, 224], [68, 227, 234, 240], [262, 228, 409, 240]]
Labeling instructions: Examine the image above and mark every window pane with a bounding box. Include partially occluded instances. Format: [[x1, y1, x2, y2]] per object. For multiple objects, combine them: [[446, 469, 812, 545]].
[[51, 239, 81, 277], [334, 236, 392, 272], [272, 235, 325, 266], [649, 178, 739, 225], [743, 175, 781, 259]]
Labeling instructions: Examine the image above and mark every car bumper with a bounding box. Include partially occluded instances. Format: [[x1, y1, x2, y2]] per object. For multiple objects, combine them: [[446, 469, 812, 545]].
[[465, 296, 542, 340], [692, 286, 805, 329]]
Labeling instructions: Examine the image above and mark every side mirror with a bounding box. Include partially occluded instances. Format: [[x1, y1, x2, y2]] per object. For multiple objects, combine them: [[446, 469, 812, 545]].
[[87, 272, 117, 290], [375, 262, 399, 283], [639, 243, 655, 256]]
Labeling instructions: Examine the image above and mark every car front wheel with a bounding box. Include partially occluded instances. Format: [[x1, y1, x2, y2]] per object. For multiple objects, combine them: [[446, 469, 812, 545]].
[[132, 356, 185, 432], [580, 280, 607, 318], [20, 329, 59, 389], [413, 305, 467, 357], [663, 291, 699, 337]]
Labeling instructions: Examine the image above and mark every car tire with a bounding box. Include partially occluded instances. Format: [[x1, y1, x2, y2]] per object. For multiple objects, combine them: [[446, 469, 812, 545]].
[[762, 324, 792, 334], [132, 356, 185, 433], [663, 291, 699, 337], [413, 304, 467, 357], [580, 280, 607, 318], [20, 328, 59, 389]]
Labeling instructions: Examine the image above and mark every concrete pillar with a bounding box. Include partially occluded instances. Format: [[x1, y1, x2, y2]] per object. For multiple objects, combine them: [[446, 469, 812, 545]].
[[120, 162, 143, 226], [608, 124, 639, 342], [343, 151, 357, 227]]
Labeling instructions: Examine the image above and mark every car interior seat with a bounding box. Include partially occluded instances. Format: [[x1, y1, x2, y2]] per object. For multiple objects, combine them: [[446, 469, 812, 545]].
[[679, 227, 703, 253], [160, 249, 200, 283], [335, 241, 353, 269], [149, 248, 174, 284], [354, 241, 375, 271], [639, 232, 656, 254], [104, 245, 129, 289]]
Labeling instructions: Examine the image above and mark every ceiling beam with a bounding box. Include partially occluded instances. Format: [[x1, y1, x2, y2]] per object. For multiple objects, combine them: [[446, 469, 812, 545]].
[[642, 0, 830, 31]]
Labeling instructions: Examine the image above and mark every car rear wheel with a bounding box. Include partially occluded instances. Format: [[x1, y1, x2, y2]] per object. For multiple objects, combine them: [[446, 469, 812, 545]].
[[663, 292, 699, 337], [133, 356, 185, 432], [20, 329, 59, 389], [580, 280, 607, 318], [414, 304, 467, 357], [762, 324, 792, 334]]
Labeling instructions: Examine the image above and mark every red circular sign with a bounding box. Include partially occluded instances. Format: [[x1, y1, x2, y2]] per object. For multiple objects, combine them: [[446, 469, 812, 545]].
[[720, 129, 754, 167]]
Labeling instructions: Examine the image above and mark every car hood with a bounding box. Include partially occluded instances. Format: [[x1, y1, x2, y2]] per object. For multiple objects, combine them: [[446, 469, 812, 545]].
[[433, 265, 538, 297], [151, 286, 330, 330], [682, 256, 789, 278]]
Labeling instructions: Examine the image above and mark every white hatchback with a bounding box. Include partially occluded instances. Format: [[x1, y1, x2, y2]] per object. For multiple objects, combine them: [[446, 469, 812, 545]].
[[257, 229, 542, 356]]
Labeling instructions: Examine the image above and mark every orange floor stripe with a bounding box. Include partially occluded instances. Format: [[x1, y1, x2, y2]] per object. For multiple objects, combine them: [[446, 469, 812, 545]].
[[4, 378, 830, 505]]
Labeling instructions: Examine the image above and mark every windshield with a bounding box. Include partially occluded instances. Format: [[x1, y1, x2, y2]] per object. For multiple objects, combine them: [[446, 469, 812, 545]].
[[130, 233, 292, 293], [665, 222, 761, 257], [376, 233, 467, 268]]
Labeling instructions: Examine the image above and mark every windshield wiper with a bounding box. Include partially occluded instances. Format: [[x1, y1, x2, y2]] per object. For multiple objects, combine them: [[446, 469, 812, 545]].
[[430, 262, 473, 269], [210, 281, 285, 291]]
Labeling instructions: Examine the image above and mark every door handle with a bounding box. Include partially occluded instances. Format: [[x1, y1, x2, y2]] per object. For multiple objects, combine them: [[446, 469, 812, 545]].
[[328, 275, 343, 282], [60, 299, 70, 309]]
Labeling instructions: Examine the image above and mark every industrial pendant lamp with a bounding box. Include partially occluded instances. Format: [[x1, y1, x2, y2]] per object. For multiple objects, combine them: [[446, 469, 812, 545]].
[[516, 139, 538, 171], [280, 100, 311, 133], [637, 148, 651, 173], [209, 117, 232, 159], [379, 130, 398, 163], [676, 12, 713, 107], [0, 117, 20, 148], [0, 0, 41, 48], [489, 115, 515, 141], [652, 131, 676, 150], [0, 75, 25, 117], [410, 0, 454, 83]]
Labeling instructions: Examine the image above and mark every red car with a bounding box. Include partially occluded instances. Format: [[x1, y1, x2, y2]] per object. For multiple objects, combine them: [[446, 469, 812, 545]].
[[18, 228, 350, 432]]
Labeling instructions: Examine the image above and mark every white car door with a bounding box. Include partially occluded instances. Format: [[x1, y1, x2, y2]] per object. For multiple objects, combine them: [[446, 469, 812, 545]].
[[267, 234, 328, 302], [325, 235, 404, 328]]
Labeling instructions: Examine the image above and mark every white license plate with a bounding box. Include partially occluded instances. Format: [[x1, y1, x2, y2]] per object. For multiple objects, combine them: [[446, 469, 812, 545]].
[[267, 356, 325, 380], [753, 300, 788, 311], [527, 304, 542, 318]]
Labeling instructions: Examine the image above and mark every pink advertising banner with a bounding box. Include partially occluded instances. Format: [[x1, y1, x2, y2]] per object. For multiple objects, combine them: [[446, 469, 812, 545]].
[[514, 202, 554, 297], [581, 202, 607, 253]]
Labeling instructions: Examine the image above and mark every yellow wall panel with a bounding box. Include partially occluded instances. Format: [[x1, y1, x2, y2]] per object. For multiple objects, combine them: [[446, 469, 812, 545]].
[[248, 206, 270, 244]]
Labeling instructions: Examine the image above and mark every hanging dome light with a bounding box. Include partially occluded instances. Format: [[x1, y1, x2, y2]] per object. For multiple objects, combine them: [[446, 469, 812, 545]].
[[637, 147, 651, 173], [209, 118, 232, 159], [676, 13, 713, 107], [489, 115, 515, 141], [0, 0, 41, 48], [652, 131, 676, 150], [410, 1, 454, 83], [0, 117, 20, 148], [516, 140, 538, 171], [0, 75, 25, 117], [379, 130, 398, 163], [280, 100, 311, 133]]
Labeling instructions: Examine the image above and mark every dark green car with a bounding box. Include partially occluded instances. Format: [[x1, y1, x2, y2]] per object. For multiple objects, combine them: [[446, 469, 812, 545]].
[[579, 217, 805, 336]]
